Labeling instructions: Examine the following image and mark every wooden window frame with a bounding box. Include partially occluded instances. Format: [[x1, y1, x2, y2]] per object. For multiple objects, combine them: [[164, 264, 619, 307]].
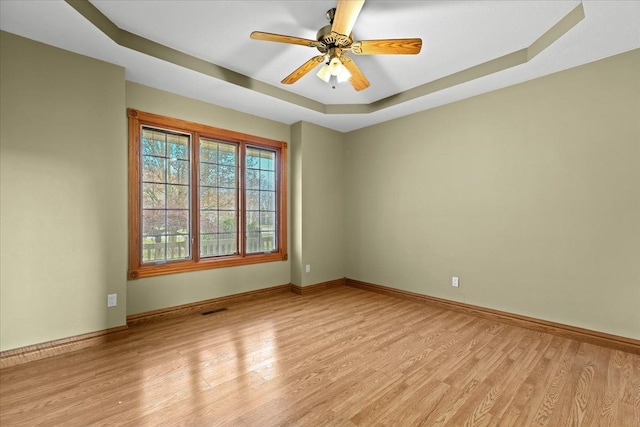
[[128, 109, 287, 279]]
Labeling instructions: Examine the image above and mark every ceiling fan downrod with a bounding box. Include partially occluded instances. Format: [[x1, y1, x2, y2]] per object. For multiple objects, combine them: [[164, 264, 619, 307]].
[[326, 8, 336, 24]]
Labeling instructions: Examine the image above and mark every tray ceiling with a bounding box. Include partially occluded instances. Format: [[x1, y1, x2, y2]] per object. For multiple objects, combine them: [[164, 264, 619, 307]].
[[1, 0, 639, 132]]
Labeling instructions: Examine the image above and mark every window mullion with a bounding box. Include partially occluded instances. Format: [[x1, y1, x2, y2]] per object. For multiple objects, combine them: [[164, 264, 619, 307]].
[[238, 142, 246, 257], [163, 132, 169, 262], [192, 132, 200, 262]]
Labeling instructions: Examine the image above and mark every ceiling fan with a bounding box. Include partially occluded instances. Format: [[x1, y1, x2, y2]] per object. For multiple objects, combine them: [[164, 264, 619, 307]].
[[250, 0, 422, 91]]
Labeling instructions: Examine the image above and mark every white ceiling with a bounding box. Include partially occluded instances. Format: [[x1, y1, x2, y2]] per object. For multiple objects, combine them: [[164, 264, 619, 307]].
[[1, 0, 639, 132]]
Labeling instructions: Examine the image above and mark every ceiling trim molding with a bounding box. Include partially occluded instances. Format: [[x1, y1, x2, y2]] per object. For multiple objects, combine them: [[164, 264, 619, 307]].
[[66, 0, 583, 116], [343, 2, 585, 114], [65, 0, 325, 113]]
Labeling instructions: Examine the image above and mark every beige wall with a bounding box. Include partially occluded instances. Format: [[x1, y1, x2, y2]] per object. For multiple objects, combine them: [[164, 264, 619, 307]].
[[2, 28, 637, 351], [295, 122, 345, 286], [290, 122, 304, 286], [345, 49, 640, 339], [0, 32, 128, 351], [125, 82, 293, 315]]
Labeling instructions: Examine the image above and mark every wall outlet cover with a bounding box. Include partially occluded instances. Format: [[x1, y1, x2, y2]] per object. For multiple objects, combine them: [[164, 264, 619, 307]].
[[107, 293, 117, 307]]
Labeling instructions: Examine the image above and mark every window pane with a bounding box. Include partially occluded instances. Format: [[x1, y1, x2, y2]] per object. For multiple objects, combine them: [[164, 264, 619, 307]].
[[166, 236, 189, 260], [245, 146, 278, 254], [199, 138, 238, 258], [200, 211, 218, 234], [246, 169, 259, 190], [246, 148, 260, 168], [260, 212, 276, 231], [140, 126, 191, 263], [245, 230, 275, 253], [200, 140, 218, 163], [260, 191, 275, 211], [168, 159, 189, 184], [200, 234, 217, 257], [200, 163, 218, 186], [219, 188, 236, 210], [142, 235, 167, 262], [260, 171, 275, 191], [219, 211, 236, 233], [246, 231, 260, 253], [200, 187, 218, 210], [167, 184, 189, 209], [168, 134, 189, 160], [218, 165, 236, 188], [218, 233, 237, 255], [142, 129, 166, 156], [142, 183, 165, 209], [246, 210, 260, 233], [246, 190, 260, 211], [260, 231, 275, 252], [199, 233, 237, 257], [167, 210, 189, 234], [142, 209, 165, 237], [218, 143, 236, 166], [260, 150, 275, 171], [142, 156, 165, 183]]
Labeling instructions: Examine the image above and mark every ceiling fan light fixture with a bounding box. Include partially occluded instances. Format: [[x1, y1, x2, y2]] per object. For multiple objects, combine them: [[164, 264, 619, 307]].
[[316, 63, 332, 82], [337, 65, 351, 83], [328, 56, 342, 75], [317, 55, 350, 87]]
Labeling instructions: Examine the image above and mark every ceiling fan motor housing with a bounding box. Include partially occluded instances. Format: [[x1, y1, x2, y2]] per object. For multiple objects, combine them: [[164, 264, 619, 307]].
[[316, 24, 353, 54]]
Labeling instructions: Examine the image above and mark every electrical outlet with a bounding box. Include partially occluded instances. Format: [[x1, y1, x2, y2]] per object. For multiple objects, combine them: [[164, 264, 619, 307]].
[[107, 293, 117, 307], [305, 264, 311, 273], [452, 277, 459, 288]]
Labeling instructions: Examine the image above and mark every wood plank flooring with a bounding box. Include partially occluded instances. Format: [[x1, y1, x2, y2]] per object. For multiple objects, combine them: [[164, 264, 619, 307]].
[[1, 286, 639, 426]]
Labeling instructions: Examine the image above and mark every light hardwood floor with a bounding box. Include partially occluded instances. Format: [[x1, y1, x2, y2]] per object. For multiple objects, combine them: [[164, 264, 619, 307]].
[[1, 286, 639, 426]]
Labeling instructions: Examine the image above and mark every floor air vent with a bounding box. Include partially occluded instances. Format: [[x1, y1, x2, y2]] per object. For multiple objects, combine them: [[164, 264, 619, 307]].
[[202, 308, 228, 315]]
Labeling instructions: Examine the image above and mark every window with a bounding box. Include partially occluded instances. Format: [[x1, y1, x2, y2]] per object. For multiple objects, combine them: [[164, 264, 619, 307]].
[[128, 109, 287, 279]]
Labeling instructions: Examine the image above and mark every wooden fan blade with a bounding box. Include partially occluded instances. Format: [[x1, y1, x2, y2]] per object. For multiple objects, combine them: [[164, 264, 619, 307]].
[[282, 55, 326, 84], [332, 0, 365, 37], [351, 38, 422, 55], [250, 31, 322, 48], [340, 56, 370, 91]]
